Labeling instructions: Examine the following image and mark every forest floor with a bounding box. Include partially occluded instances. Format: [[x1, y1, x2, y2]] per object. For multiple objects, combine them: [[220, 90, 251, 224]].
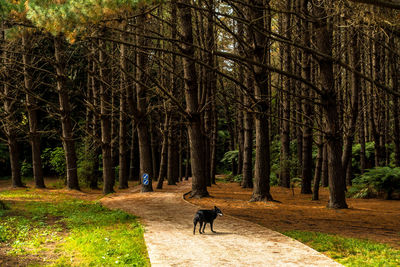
[[187, 177, 400, 249], [1, 177, 399, 266]]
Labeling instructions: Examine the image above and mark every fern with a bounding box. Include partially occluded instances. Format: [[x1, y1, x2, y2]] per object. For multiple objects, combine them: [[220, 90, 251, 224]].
[[348, 167, 400, 199]]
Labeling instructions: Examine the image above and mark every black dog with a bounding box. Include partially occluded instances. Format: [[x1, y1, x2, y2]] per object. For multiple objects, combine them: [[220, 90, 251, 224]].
[[193, 206, 223, 235]]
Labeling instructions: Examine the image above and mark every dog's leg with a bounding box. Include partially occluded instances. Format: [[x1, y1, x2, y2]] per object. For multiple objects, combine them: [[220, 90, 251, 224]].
[[193, 220, 197, 235], [199, 221, 203, 234], [210, 221, 216, 233], [202, 223, 206, 233]]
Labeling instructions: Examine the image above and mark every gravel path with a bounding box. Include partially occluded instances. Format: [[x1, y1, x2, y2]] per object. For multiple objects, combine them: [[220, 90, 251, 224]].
[[101, 180, 342, 267]]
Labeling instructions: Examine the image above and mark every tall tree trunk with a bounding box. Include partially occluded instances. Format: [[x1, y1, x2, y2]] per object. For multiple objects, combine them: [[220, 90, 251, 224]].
[[342, 29, 360, 186], [54, 36, 79, 190], [178, 0, 208, 198], [2, 25, 23, 188], [98, 37, 114, 194], [157, 114, 169, 189], [242, 73, 254, 188], [279, 0, 292, 188], [150, 119, 159, 182], [249, 0, 274, 202], [185, 136, 191, 180], [167, 124, 177, 185], [299, 0, 313, 195], [118, 35, 128, 189], [372, 35, 385, 167], [129, 127, 139, 181], [136, 12, 153, 192], [90, 49, 100, 189], [314, 0, 347, 208], [22, 33, 45, 188], [391, 37, 400, 166], [312, 135, 323, 201]]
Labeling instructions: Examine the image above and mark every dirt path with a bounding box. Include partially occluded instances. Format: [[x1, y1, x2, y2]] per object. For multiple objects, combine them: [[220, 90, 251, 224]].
[[101, 180, 341, 267]]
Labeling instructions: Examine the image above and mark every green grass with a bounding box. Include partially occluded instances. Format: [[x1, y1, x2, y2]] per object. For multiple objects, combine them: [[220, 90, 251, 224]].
[[0, 189, 149, 266], [284, 230, 400, 266]]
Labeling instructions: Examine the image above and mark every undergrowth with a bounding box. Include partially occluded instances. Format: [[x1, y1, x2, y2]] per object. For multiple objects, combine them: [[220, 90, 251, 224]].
[[0, 189, 149, 266]]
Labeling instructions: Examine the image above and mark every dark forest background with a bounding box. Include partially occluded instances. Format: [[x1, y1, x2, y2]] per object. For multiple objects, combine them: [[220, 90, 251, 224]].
[[1, 0, 400, 208]]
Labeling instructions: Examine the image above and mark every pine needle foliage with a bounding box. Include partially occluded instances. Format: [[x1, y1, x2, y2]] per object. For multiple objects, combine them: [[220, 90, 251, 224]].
[[1, 0, 159, 42]]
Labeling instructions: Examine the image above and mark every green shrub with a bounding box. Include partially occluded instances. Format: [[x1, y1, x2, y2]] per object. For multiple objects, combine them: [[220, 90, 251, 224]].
[[348, 167, 400, 199], [225, 173, 243, 183], [41, 147, 66, 177], [21, 161, 33, 177], [351, 142, 378, 174], [220, 150, 239, 169]]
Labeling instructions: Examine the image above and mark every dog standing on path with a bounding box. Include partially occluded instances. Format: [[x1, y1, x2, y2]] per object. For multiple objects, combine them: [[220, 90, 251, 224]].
[[193, 206, 223, 235]]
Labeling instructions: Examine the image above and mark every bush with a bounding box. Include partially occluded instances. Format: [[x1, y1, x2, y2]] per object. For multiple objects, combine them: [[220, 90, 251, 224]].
[[348, 167, 400, 199], [21, 161, 33, 177], [41, 147, 66, 177], [220, 150, 239, 171]]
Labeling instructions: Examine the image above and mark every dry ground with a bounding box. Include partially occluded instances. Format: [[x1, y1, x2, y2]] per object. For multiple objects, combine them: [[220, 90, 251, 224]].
[[186, 179, 400, 248]]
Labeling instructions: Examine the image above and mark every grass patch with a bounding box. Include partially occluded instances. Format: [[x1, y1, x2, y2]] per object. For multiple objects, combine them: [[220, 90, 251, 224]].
[[284, 230, 400, 266], [0, 189, 149, 266]]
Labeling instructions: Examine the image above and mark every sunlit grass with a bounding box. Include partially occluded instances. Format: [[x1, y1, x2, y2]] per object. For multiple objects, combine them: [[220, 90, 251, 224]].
[[0, 189, 149, 266], [284, 230, 400, 266]]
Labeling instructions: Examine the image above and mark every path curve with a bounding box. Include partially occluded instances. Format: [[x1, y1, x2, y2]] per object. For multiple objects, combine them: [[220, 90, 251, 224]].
[[101, 180, 342, 267]]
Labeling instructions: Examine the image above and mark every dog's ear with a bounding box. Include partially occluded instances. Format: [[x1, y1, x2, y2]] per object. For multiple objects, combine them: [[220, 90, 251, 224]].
[[214, 206, 217, 209]]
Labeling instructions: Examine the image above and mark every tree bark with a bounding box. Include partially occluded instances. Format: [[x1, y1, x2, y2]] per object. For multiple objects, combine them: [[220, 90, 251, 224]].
[[118, 35, 128, 189], [157, 114, 169, 189], [391, 37, 400, 166], [178, 0, 209, 198], [2, 26, 23, 188], [22, 33, 45, 188], [90, 49, 100, 189], [167, 124, 178, 185], [136, 11, 154, 192], [342, 29, 360, 186], [314, 0, 347, 208], [54, 36, 79, 191], [242, 73, 254, 189], [249, 0, 274, 202], [312, 137, 323, 201], [98, 37, 114, 194], [279, 0, 292, 188]]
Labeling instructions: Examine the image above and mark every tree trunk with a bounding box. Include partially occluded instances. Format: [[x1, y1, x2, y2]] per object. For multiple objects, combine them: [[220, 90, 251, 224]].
[[22, 33, 45, 188], [314, 1, 347, 208], [242, 73, 254, 189], [312, 138, 323, 201], [391, 37, 400, 167], [249, 0, 274, 202], [98, 37, 114, 194], [2, 26, 23, 188], [136, 11, 153, 192], [54, 36, 79, 190], [178, 0, 209, 198], [167, 124, 177, 185], [185, 136, 191, 180], [118, 36, 128, 189], [279, 0, 292, 189], [150, 119, 159, 182], [342, 29, 360, 186], [90, 51, 100, 189], [157, 115, 169, 189], [321, 143, 328, 187], [299, 0, 313, 195]]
